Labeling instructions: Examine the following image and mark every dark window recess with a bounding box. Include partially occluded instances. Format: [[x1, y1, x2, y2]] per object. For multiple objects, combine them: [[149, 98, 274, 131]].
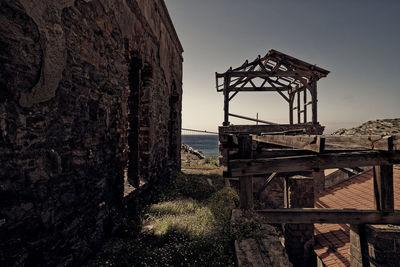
[[168, 81, 179, 168], [127, 52, 142, 188]]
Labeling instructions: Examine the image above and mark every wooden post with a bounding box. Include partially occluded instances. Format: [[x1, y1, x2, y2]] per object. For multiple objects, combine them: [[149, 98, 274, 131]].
[[240, 175, 254, 209], [238, 135, 253, 209], [297, 86, 301, 124], [312, 169, 325, 195], [238, 135, 253, 158], [284, 176, 289, 208], [303, 89, 307, 123], [223, 76, 230, 126], [311, 79, 318, 124], [289, 93, 294, 125], [373, 165, 394, 212]]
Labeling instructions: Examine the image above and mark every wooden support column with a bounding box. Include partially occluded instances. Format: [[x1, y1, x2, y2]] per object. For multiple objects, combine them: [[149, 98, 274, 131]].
[[297, 86, 301, 124], [312, 169, 325, 195], [373, 165, 394, 212], [223, 76, 230, 126], [240, 176, 254, 210], [289, 93, 294, 125], [238, 135, 253, 209], [311, 78, 318, 124], [303, 89, 307, 123], [284, 176, 289, 208]]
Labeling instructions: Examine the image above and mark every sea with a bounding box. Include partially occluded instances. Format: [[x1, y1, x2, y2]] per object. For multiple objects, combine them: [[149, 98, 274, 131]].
[[182, 135, 219, 158]]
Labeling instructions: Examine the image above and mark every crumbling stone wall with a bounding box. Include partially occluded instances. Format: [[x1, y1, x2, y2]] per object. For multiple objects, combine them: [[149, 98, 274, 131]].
[[0, 0, 183, 266], [284, 176, 315, 267], [350, 225, 400, 267]]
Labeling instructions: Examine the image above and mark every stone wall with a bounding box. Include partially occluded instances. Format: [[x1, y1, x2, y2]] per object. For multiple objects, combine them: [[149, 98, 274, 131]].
[[284, 176, 315, 267], [350, 224, 400, 267], [0, 0, 183, 266]]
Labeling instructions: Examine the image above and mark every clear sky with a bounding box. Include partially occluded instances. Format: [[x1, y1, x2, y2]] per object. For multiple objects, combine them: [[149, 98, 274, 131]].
[[165, 0, 400, 133]]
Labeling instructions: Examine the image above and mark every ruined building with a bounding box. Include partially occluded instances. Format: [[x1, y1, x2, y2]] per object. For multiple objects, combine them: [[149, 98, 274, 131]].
[[217, 51, 400, 267], [0, 0, 183, 266]]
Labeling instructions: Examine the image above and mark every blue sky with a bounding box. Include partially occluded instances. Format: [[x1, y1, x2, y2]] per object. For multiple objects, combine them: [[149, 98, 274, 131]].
[[165, 0, 400, 133]]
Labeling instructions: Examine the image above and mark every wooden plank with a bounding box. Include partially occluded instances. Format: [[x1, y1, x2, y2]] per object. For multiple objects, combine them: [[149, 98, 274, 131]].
[[238, 135, 253, 158], [219, 124, 325, 136], [373, 165, 394, 212], [228, 87, 290, 91], [313, 170, 325, 194], [304, 100, 313, 106], [284, 177, 289, 208], [260, 129, 306, 135], [229, 91, 239, 101], [226, 171, 313, 181], [229, 148, 318, 161], [229, 113, 277, 125], [297, 86, 301, 124], [267, 49, 330, 75], [253, 134, 397, 151], [289, 94, 293, 125], [249, 79, 257, 89], [252, 135, 325, 153], [311, 79, 317, 123], [229, 64, 258, 88], [226, 70, 317, 78], [223, 77, 230, 126], [266, 79, 290, 102], [256, 172, 278, 198], [240, 176, 253, 210], [303, 89, 307, 123], [289, 85, 305, 95], [252, 148, 314, 159], [230, 151, 400, 177], [256, 209, 400, 224]]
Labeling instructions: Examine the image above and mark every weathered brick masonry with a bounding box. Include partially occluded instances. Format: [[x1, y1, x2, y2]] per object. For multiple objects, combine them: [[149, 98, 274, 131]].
[[0, 0, 183, 266]]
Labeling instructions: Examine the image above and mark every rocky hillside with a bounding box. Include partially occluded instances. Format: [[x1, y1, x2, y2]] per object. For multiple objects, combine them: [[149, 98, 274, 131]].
[[181, 143, 205, 159], [332, 118, 400, 136]]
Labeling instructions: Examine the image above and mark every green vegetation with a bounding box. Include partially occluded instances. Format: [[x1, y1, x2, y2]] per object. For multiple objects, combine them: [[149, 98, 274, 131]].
[[181, 151, 223, 175], [87, 162, 244, 266]]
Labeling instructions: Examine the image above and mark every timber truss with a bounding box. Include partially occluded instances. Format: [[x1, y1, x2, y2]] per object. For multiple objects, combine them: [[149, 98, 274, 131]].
[[223, 133, 400, 224], [216, 49, 329, 126]]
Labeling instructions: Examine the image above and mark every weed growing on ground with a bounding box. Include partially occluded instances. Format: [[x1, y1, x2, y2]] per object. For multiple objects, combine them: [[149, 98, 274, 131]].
[[87, 170, 239, 266]]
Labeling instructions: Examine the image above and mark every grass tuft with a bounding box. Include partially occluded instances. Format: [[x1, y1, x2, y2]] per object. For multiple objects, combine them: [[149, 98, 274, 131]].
[[86, 169, 239, 267]]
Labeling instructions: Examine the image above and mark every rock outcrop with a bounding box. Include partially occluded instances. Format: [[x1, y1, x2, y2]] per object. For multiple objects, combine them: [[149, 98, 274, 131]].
[[332, 118, 400, 136], [181, 143, 205, 159]]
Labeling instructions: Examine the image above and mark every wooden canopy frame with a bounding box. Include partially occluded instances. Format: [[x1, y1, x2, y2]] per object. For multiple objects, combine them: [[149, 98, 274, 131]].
[[216, 49, 329, 126]]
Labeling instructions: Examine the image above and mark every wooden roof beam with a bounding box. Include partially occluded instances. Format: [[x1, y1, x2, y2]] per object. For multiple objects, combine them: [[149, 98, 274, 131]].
[[228, 87, 291, 92], [253, 135, 325, 153], [226, 71, 317, 78], [230, 150, 400, 176], [254, 135, 398, 151]]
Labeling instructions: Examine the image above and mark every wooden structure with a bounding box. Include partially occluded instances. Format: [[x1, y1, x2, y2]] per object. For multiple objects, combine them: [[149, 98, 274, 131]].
[[216, 49, 329, 126], [226, 133, 400, 224], [216, 50, 400, 266]]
